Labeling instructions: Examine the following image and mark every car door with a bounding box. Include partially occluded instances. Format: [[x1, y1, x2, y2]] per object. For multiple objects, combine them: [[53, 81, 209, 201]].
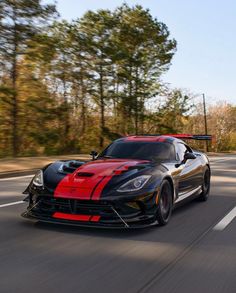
[[176, 142, 203, 196]]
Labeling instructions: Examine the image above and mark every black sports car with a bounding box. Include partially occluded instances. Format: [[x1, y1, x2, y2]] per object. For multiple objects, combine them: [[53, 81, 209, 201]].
[[22, 135, 211, 228]]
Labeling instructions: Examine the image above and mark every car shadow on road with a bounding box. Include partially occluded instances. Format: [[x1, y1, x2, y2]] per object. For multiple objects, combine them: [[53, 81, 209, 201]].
[[21, 194, 235, 245]]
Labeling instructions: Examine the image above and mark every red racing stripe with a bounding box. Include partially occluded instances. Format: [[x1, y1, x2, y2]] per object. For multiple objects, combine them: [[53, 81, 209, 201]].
[[54, 159, 148, 201], [91, 175, 113, 200], [90, 161, 142, 200]]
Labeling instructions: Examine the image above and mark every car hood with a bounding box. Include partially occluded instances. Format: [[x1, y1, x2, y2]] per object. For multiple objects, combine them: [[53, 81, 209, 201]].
[[54, 158, 150, 200]]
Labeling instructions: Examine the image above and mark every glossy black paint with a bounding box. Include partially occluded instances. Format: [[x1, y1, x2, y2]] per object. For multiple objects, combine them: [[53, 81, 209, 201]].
[[22, 137, 210, 228]]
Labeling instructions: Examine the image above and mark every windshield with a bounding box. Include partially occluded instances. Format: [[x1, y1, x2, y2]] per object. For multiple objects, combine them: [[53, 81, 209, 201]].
[[99, 141, 176, 162]]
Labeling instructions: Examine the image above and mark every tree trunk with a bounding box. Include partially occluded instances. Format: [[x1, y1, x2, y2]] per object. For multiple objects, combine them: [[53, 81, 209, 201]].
[[126, 77, 132, 134], [62, 65, 70, 152], [12, 15, 18, 157], [134, 68, 139, 135], [140, 98, 145, 134], [80, 75, 86, 134], [12, 58, 18, 156], [99, 66, 105, 147]]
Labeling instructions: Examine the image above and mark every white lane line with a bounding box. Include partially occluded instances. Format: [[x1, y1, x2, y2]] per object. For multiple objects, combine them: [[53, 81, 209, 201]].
[[211, 176, 236, 183], [0, 175, 33, 182], [213, 206, 236, 231], [211, 168, 236, 172], [0, 200, 25, 208], [210, 159, 232, 164]]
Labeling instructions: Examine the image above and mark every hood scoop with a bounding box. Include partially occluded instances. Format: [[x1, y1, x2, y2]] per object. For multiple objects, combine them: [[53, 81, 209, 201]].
[[77, 172, 94, 177]]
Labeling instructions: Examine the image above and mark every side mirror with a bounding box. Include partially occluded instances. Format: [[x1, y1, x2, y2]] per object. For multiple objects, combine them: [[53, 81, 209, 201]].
[[175, 152, 196, 167], [90, 150, 98, 160], [184, 152, 196, 160]]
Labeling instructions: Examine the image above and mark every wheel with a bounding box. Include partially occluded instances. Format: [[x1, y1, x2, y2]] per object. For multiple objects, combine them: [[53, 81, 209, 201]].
[[156, 180, 173, 226], [198, 167, 211, 201]]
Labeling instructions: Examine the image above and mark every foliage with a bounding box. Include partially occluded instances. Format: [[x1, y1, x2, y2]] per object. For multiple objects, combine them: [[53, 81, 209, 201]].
[[0, 0, 57, 156], [185, 102, 236, 151], [0, 2, 234, 157]]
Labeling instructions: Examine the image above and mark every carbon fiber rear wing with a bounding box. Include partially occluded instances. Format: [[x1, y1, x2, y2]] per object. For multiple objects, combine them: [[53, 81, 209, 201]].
[[165, 134, 213, 141]]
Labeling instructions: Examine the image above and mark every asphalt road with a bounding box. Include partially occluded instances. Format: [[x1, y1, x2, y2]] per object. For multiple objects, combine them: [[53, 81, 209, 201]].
[[0, 155, 236, 293]]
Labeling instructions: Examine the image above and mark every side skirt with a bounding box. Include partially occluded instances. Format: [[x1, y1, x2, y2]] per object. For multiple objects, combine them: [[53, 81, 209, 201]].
[[175, 186, 202, 204]]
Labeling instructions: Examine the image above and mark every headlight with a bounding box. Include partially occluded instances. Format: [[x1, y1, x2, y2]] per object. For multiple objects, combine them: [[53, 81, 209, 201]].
[[117, 175, 151, 192], [32, 170, 44, 187]]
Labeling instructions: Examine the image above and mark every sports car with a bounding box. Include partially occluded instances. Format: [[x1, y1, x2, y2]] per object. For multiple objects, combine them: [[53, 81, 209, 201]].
[[22, 134, 211, 228]]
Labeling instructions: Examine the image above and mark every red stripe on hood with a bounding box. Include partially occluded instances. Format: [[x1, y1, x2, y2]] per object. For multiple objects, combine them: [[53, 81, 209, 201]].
[[91, 175, 113, 200], [54, 159, 148, 200]]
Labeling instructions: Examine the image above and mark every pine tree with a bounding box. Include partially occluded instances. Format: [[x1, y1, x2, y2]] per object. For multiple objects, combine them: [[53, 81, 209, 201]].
[[78, 10, 118, 147], [0, 0, 57, 156], [113, 4, 177, 134]]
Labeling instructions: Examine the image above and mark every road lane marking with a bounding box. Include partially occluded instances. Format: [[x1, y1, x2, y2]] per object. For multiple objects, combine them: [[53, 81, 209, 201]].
[[213, 206, 236, 231], [210, 157, 235, 163], [211, 176, 236, 183], [0, 175, 33, 182], [211, 168, 236, 172], [0, 201, 25, 208]]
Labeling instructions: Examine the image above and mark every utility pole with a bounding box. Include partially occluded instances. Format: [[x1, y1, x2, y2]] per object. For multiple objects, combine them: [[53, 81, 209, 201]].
[[202, 93, 209, 152]]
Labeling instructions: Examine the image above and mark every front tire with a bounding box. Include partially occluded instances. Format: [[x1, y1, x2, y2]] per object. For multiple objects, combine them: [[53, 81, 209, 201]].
[[198, 167, 211, 201], [156, 180, 173, 226]]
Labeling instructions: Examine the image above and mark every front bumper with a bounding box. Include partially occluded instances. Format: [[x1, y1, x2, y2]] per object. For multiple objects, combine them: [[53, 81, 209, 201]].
[[22, 193, 158, 229]]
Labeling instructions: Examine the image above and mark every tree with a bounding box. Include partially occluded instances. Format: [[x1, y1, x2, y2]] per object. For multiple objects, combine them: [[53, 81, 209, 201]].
[[207, 103, 236, 151], [112, 4, 177, 134], [0, 0, 57, 156], [0, 3, 183, 156], [76, 5, 176, 144], [78, 10, 118, 147], [16, 58, 61, 155], [44, 21, 75, 152], [146, 89, 193, 134]]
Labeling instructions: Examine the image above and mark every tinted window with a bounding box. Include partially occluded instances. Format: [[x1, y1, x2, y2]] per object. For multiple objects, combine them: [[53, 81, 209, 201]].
[[100, 142, 175, 162]]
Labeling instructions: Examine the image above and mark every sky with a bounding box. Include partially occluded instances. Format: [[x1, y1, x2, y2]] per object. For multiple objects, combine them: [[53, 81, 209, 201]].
[[54, 0, 236, 105]]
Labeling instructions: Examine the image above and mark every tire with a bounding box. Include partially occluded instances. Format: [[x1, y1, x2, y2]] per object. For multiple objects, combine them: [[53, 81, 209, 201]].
[[198, 167, 211, 201], [156, 180, 173, 226]]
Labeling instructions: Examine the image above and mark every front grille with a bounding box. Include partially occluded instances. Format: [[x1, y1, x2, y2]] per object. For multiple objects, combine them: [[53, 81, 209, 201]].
[[26, 194, 152, 227], [36, 196, 114, 218]]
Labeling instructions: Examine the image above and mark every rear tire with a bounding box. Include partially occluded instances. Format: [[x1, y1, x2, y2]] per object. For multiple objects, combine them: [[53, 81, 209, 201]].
[[156, 180, 173, 226], [198, 167, 211, 201]]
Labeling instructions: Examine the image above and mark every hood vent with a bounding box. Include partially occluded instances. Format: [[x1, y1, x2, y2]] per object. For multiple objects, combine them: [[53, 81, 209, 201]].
[[113, 164, 148, 175], [58, 160, 85, 174], [77, 172, 94, 177]]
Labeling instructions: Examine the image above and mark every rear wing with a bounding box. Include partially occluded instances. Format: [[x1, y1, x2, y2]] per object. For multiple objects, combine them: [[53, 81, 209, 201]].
[[165, 134, 213, 141]]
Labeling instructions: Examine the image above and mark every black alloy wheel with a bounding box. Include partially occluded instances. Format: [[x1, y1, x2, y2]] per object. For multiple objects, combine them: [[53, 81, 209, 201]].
[[156, 180, 173, 226], [198, 168, 211, 201]]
